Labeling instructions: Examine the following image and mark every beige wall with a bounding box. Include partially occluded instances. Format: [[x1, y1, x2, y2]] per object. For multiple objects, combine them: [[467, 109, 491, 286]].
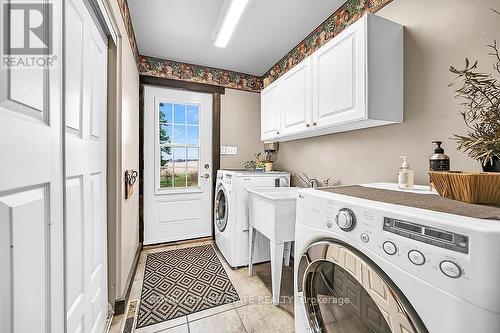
[[221, 89, 263, 169], [274, 0, 500, 186], [106, 0, 140, 304]]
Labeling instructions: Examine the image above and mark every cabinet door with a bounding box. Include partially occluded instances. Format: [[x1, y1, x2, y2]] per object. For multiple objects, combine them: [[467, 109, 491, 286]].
[[281, 58, 312, 135], [260, 82, 281, 140], [312, 25, 366, 127]]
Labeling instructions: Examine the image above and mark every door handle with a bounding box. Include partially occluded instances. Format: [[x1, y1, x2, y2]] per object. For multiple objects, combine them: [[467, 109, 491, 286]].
[[202, 173, 210, 179]]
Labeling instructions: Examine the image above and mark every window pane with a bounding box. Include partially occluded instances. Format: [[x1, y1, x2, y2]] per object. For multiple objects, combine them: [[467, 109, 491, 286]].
[[160, 167, 173, 188], [160, 147, 173, 188], [160, 147, 173, 167], [159, 103, 173, 123], [172, 125, 186, 144], [187, 105, 199, 125], [174, 104, 186, 124], [187, 126, 199, 145], [173, 147, 187, 187], [187, 148, 199, 187], [160, 124, 173, 144]]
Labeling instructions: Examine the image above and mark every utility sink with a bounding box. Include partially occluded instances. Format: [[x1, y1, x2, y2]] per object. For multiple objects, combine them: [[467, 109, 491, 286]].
[[247, 187, 299, 201], [246, 187, 298, 243], [246, 187, 298, 305]]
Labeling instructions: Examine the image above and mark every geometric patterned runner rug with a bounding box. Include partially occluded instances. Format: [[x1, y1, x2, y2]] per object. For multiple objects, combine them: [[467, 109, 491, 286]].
[[136, 244, 240, 328]]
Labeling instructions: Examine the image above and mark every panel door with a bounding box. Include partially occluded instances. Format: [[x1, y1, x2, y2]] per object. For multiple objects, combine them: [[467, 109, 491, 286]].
[[260, 82, 281, 141], [144, 86, 213, 245], [64, 0, 108, 331], [312, 24, 366, 127], [281, 58, 312, 135], [0, 1, 64, 332]]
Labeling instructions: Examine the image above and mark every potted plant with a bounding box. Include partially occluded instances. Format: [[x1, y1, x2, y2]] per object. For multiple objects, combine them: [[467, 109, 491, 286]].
[[264, 150, 274, 172], [244, 159, 256, 171], [449, 23, 500, 172], [254, 153, 265, 172]]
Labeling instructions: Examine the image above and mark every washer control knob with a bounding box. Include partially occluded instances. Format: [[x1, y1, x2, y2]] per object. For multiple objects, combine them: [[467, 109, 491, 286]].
[[326, 219, 333, 229], [383, 241, 397, 255], [360, 233, 369, 243], [408, 250, 425, 265], [336, 208, 356, 231], [440, 260, 462, 278]]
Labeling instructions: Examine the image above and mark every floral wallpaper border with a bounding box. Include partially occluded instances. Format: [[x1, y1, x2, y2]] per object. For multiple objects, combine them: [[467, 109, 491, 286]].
[[117, 0, 139, 62], [138, 56, 264, 92], [263, 0, 393, 84], [118, 0, 393, 92]]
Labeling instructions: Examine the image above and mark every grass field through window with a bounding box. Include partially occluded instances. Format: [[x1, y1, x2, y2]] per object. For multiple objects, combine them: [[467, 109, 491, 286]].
[[160, 170, 198, 188]]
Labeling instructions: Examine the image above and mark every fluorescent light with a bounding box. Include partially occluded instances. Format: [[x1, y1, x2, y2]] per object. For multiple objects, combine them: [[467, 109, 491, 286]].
[[214, 0, 249, 48]]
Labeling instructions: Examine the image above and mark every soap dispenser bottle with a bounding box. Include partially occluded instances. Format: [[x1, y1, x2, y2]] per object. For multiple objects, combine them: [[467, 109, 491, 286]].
[[430, 141, 450, 171], [398, 156, 414, 190], [429, 141, 450, 190]]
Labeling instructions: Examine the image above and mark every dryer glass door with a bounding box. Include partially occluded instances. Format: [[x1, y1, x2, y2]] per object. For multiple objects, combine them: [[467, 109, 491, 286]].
[[306, 262, 391, 332], [298, 242, 426, 333], [215, 187, 228, 232]]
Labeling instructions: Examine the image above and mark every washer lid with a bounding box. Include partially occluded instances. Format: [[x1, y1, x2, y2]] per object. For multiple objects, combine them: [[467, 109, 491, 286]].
[[298, 240, 428, 333]]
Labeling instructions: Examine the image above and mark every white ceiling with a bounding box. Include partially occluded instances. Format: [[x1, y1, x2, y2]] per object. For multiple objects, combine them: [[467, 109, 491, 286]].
[[128, 0, 344, 76]]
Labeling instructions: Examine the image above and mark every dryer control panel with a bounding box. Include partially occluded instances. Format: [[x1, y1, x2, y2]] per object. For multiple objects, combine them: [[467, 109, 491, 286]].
[[382, 217, 469, 254]]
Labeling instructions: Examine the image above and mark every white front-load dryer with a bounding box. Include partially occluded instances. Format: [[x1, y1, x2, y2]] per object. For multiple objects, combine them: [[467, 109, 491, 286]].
[[214, 170, 290, 268], [294, 184, 500, 333]]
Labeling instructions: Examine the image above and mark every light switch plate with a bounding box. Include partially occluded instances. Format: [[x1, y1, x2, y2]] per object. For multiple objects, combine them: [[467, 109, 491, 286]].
[[221, 146, 237, 155]]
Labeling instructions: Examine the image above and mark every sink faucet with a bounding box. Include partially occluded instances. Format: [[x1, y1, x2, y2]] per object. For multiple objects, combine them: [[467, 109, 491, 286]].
[[292, 172, 319, 188]]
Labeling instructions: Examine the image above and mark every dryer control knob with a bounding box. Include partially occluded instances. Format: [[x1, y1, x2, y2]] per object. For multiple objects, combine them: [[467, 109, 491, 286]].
[[336, 208, 356, 231]]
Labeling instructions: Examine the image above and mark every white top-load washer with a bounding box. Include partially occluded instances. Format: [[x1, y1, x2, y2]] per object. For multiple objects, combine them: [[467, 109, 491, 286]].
[[294, 183, 500, 333], [214, 169, 290, 268]]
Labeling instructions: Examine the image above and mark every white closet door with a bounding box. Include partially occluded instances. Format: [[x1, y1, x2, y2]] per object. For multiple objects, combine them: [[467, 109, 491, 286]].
[[0, 1, 64, 332], [64, 0, 108, 332]]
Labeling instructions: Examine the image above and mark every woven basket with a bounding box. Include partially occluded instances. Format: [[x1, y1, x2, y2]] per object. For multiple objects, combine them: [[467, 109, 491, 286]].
[[429, 171, 500, 204]]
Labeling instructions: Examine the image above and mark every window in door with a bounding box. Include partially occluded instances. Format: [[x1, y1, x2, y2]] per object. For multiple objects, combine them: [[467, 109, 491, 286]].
[[158, 102, 200, 189]]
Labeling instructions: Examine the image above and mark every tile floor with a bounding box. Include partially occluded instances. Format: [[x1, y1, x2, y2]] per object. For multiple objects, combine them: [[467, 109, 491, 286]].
[[109, 238, 295, 333]]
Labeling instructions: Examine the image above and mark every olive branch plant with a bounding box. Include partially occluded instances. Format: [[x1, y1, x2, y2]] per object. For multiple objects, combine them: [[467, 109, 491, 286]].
[[448, 8, 500, 166]]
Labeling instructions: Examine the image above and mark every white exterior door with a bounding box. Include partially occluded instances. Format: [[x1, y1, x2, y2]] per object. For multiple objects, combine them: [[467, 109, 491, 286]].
[[64, 0, 108, 331], [312, 26, 366, 127], [144, 86, 213, 245], [0, 1, 65, 332]]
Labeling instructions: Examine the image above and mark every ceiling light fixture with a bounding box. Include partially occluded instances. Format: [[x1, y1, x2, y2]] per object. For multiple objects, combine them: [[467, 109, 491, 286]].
[[214, 0, 249, 48]]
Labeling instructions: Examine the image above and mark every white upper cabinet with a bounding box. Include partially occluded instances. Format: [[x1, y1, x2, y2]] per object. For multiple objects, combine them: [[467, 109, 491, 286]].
[[281, 58, 312, 135], [260, 81, 281, 140], [312, 26, 365, 127], [261, 14, 403, 142]]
